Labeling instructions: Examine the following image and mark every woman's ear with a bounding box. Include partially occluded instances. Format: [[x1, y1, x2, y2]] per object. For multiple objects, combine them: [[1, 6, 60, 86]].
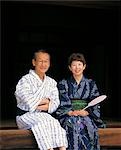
[[83, 64, 86, 70], [68, 65, 71, 71]]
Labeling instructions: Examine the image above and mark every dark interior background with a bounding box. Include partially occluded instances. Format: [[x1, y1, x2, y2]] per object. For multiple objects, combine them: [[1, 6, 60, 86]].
[[1, 1, 121, 121]]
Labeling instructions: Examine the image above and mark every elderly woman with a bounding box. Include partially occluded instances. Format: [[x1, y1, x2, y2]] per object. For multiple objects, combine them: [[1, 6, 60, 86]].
[[56, 53, 105, 150]]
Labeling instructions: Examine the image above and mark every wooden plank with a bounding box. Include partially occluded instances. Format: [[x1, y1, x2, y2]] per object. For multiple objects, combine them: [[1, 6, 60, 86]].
[[1, 120, 121, 129], [0, 130, 38, 149], [99, 128, 121, 146], [0, 128, 121, 149]]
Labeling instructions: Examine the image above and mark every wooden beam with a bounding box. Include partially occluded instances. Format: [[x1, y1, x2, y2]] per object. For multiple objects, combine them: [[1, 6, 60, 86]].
[[0, 128, 121, 149], [99, 128, 121, 147], [0, 129, 37, 149]]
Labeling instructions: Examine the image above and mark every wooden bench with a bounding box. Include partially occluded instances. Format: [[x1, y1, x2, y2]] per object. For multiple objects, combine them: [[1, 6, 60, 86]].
[[0, 120, 121, 149]]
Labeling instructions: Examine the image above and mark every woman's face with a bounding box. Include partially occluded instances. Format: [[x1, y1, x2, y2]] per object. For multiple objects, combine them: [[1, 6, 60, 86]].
[[69, 60, 86, 76], [32, 52, 50, 75]]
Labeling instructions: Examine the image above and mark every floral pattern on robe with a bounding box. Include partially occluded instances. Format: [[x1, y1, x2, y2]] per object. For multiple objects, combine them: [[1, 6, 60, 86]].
[[56, 76, 105, 150]]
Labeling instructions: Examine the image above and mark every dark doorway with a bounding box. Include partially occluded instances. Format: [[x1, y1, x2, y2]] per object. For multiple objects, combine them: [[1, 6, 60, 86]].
[[1, 1, 121, 121]]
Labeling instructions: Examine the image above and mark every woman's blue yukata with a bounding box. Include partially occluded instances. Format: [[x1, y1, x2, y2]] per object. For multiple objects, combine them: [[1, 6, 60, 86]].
[[55, 76, 105, 150]]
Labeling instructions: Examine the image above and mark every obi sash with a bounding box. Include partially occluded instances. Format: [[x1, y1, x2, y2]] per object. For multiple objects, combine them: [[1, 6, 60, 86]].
[[71, 99, 87, 110], [17, 107, 28, 116]]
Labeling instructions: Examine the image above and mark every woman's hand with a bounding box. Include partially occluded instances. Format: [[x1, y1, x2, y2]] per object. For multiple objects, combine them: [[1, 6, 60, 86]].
[[78, 110, 89, 116], [67, 111, 74, 116], [67, 110, 89, 116]]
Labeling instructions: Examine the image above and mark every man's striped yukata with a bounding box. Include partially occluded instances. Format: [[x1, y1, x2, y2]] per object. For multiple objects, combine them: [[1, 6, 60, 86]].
[[15, 69, 68, 150]]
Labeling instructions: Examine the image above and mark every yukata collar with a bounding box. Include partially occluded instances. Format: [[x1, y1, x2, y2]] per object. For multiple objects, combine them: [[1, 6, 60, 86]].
[[70, 75, 85, 85], [29, 69, 47, 83]]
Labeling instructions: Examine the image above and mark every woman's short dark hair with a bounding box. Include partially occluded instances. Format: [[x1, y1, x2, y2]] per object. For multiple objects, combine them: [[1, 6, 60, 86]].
[[68, 53, 86, 66]]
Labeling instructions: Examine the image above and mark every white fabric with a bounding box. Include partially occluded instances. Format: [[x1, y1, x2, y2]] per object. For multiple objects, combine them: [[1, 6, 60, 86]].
[[15, 70, 68, 150]]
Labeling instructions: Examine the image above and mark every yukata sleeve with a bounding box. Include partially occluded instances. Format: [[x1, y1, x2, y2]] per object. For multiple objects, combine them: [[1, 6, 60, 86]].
[[87, 80, 105, 128], [15, 77, 45, 112], [48, 80, 60, 114], [55, 80, 72, 118]]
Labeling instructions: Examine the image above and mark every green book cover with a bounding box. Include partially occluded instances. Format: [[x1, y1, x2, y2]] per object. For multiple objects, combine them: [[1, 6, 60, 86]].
[[72, 99, 87, 110]]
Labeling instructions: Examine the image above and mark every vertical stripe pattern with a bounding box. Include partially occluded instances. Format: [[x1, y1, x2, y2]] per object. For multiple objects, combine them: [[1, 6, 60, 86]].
[[15, 70, 68, 149]]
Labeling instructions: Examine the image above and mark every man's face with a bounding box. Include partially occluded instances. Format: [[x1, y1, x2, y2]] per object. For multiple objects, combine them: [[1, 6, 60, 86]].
[[32, 52, 50, 75]]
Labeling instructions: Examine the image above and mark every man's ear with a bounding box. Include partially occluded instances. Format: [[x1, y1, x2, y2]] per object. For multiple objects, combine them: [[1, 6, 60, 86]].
[[32, 59, 35, 66]]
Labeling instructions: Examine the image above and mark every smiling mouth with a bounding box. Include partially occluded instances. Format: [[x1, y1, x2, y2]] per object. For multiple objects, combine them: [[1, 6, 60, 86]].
[[75, 70, 81, 73], [40, 67, 47, 69]]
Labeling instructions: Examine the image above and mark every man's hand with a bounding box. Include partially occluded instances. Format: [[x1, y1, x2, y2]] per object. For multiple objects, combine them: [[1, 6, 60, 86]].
[[36, 103, 49, 111], [38, 98, 50, 105], [36, 98, 50, 111]]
